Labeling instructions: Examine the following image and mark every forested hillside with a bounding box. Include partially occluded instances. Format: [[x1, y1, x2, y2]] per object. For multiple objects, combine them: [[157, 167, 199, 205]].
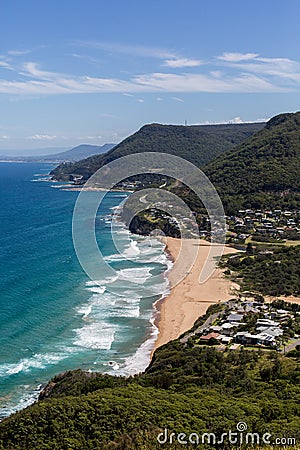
[[205, 112, 300, 213], [50, 122, 264, 181]]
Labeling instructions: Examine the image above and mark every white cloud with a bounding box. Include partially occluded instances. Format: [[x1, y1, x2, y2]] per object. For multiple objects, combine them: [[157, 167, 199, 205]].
[[0, 69, 288, 95], [7, 49, 32, 56], [0, 48, 299, 97], [0, 60, 12, 70], [0, 135, 9, 139], [21, 62, 61, 81], [78, 41, 174, 59], [0, 63, 137, 95], [7, 46, 47, 57], [78, 135, 103, 140], [210, 70, 223, 78], [217, 54, 300, 84], [133, 72, 282, 93], [27, 134, 57, 140], [170, 96, 185, 102], [229, 116, 244, 124], [156, 97, 163, 101], [232, 57, 300, 83], [163, 58, 203, 68], [79, 41, 203, 69], [101, 113, 118, 118], [197, 116, 269, 125], [136, 98, 144, 103], [217, 52, 259, 62]]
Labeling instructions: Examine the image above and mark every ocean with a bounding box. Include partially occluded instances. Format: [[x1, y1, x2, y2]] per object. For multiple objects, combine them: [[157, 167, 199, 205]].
[[0, 162, 170, 419]]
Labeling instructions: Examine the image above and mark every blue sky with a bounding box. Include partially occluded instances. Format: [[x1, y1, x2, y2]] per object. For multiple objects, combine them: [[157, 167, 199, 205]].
[[1, 0, 300, 153]]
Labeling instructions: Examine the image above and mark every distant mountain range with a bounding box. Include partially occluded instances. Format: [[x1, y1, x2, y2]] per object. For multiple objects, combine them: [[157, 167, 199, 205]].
[[50, 122, 264, 181], [0, 143, 116, 163]]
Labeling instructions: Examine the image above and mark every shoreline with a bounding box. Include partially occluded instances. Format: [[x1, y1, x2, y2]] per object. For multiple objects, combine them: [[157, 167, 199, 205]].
[[150, 237, 300, 356], [152, 238, 239, 353]]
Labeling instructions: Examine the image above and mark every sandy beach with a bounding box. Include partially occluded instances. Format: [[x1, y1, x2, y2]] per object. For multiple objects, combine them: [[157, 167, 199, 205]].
[[153, 238, 239, 351]]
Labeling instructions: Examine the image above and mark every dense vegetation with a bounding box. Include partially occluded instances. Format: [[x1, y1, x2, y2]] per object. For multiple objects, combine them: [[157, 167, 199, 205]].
[[205, 112, 300, 213], [0, 303, 299, 449], [224, 245, 300, 296], [51, 112, 300, 217], [50, 122, 264, 181], [6, 114, 300, 448]]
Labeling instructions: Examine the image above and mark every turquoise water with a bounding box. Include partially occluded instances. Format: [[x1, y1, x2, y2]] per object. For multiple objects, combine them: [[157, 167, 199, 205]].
[[0, 163, 170, 418]]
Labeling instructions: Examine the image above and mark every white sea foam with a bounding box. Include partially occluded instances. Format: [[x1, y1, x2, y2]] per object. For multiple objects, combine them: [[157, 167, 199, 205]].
[[85, 275, 118, 286], [103, 253, 124, 262], [124, 240, 140, 257], [115, 229, 130, 236], [51, 184, 74, 189], [0, 353, 66, 378], [86, 286, 106, 294], [118, 267, 153, 284], [6, 362, 24, 375], [137, 253, 169, 264], [114, 246, 172, 375], [77, 304, 93, 318], [119, 319, 159, 376], [104, 239, 141, 262], [148, 278, 170, 295], [79, 292, 117, 313], [110, 308, 140, 318], [110, 301, 140, 318], [106, 361, 120, 370], [0, 384, 43, 420], [78, 290, 141, 323], [118, 289, 142, 299], [31, 175, 52, 182], [73, 323, 116, 350], [76, 226, 173, 374]]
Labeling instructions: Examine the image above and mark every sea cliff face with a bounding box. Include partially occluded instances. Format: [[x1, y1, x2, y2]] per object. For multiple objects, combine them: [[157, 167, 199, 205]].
[[121, 205, 181, 238]]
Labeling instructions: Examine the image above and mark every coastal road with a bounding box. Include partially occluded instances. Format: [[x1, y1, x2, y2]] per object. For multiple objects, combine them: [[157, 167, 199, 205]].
[[282, 338, 300, 354], [180, 311, 221, 344]]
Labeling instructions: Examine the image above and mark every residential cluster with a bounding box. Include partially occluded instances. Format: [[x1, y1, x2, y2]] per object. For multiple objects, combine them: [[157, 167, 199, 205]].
[[195, 298, 299, 351], [226, 209, 300, 244]]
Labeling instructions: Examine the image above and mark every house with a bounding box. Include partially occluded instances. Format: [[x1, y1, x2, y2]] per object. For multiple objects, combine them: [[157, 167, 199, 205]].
[[227, 313, 244, 323], [199, 332, 220, 341], [235, 330, 278, 347], [256, 326, 283, 337], [270, 309, 291, 321], [219, 335, 233, 344], [256, 319, 279, 327], [253, 301, 265, 307], [220, 322, 238, 336], [210, 325, 223, 333], [257, 333, 276, 347], [243, 305, 259, 314], [235, 332, 259, 345]]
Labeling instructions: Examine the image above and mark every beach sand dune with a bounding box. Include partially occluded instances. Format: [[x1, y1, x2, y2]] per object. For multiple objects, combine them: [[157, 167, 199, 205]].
[[153, 238, 239, 350]]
